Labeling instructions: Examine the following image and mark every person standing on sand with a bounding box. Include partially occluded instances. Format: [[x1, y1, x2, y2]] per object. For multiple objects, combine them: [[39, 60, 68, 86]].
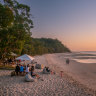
[[25, 64, 30, 74], [31, 64, 35, 71], [15, 64, 20, 75], [31, 64, 35, 77], [20, 65, 24, 75], [66, 58, 70, 64]]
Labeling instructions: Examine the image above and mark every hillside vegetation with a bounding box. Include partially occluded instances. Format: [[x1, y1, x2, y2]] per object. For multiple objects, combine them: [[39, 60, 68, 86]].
[[22, 38, 71, 55]]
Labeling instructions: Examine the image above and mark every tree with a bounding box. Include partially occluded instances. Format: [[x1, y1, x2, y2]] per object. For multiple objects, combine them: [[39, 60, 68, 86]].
[[0, 3, 14, 28], [0, 0, 33, 59]]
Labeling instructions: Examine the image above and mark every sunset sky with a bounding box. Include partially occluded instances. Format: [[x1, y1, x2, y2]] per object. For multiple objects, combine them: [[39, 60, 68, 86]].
[[18, 0, 96, 51]]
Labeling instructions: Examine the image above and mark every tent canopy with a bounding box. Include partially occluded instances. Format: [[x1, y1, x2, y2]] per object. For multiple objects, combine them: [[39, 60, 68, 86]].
[[16, 54, 34, 61]]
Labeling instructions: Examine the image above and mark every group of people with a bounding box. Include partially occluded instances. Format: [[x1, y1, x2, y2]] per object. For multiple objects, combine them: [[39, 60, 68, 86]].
[[14, 63, 55, 82], [15, 64, 29, 75], [15, 64, 39, 78]]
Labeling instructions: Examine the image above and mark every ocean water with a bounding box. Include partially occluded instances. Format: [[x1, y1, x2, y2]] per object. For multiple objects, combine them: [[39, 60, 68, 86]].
[[80, 51, 96, 55], [73, 51, 96, 63]]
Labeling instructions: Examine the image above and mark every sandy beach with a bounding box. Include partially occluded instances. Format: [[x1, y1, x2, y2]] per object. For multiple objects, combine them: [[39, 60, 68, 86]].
[[35, 53, 96, 90], [0, 53, 96, 96]]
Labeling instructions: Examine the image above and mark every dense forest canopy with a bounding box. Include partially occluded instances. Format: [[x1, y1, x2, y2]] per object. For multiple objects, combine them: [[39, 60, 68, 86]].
[[0, 0, 71, 60], [22, 38, 71, 56], [0, 0, 33, 59]]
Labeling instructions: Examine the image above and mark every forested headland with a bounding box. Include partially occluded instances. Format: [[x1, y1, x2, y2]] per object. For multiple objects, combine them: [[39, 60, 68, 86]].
[[0, 0, 70, 60], [22, 38, 71, 55]]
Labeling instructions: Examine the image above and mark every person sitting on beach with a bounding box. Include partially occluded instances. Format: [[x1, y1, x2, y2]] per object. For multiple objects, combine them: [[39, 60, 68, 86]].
[[43, 66, 51, 74], [15, 64, 20, 75], [20, 65, 24, 75], [31, 66, 39, 78], [25, 64, 30, 74], [46, 67, 50, 72], [25, 72, 37, 82]]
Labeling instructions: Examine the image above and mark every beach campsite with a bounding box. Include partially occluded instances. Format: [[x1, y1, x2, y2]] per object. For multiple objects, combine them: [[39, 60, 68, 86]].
[[0, 0, 96, 96]]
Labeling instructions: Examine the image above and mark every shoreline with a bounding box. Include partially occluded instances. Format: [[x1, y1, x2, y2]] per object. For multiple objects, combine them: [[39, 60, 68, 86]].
[[35, 53, 96, 91]]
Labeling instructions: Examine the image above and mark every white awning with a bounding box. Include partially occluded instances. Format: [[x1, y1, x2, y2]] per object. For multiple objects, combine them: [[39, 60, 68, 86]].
[[16, 54, 34, 61]]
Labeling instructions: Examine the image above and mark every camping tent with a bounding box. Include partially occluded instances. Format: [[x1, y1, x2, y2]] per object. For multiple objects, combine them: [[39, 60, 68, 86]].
[[16, 54, 34, 61], [16, 54, 34, 64]]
